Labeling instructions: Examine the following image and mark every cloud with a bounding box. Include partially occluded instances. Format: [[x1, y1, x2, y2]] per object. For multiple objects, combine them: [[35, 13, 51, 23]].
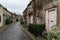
[[0, 0, 30, 15]]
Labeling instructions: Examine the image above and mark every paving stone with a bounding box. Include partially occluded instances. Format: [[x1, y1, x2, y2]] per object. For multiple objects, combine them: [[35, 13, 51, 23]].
[[0, 22, 31, 40]]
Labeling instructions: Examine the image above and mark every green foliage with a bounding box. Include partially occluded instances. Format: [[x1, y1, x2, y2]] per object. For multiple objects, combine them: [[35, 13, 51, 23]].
[[20, 19, 24, 25], [28, 24, 45, 36], [47, 27, 60, 40], [10, 20, 12, 23], [5, 18, 11, 25]]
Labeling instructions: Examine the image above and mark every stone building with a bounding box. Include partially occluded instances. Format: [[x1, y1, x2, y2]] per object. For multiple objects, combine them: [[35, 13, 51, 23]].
[[14, 14, 21, 22], [23, 0, 60, 32], [11, 13, 16, 22], [0, 4, 22, 29], [0, 4, 13, 27], [3, 7, 12, 25], [12, 13, 22, 22], [23, 1, 34, 25], [16, 15, 22, 22], [23, 7, 27, 25], [0, 4, 3, 27], [35, 0, 59, 32]]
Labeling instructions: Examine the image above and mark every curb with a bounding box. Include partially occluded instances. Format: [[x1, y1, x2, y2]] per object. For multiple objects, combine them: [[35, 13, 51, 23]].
[[23, 29, 36, 40]]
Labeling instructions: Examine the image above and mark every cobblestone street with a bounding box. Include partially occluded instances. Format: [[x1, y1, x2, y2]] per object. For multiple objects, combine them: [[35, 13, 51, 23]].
[[0, 22, 31, 40]]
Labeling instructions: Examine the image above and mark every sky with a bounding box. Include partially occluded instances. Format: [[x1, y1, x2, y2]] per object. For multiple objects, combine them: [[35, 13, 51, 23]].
[[0, 0, 31, 15]]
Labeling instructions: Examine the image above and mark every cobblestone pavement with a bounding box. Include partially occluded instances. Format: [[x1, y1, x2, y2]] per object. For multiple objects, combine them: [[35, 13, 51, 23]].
[[0, 22, 31, 40]]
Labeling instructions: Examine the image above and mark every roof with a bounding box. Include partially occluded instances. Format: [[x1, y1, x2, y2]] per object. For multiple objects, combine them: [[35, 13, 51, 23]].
[[23, 7, 28, 13], [0, 4, 13, 15], [23, 1, 32, 13], [27, 1, 32, 6]]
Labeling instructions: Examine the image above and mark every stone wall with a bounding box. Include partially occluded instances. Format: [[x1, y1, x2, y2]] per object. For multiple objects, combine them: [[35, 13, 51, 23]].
[[0, 7, 3, 27], [39, 0, 58, 24], [57, 0, 60, 26]]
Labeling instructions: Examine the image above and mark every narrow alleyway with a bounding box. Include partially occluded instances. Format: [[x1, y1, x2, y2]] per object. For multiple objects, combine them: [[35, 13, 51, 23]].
[[0, 22, 31, 40]]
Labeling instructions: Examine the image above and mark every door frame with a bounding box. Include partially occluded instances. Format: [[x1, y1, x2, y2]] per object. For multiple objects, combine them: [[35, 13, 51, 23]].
[[45, 7, 57, 32]]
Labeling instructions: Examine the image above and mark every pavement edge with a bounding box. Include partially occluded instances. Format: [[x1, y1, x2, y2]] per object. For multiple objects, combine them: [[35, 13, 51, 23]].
[[23, 29, 36, 40]]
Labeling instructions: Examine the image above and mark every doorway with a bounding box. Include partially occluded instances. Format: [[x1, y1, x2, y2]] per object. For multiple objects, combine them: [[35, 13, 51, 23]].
[[46, 8, 57, 32]]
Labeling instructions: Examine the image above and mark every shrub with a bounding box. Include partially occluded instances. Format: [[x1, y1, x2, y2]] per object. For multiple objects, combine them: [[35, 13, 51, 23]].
[[20, 21, 24, 25], [47, 27, 60, 40], [5, 18, 11, 25], [20, 19, 24, 25], [28, 24, 45, 36], [10, 20, 12, 23]]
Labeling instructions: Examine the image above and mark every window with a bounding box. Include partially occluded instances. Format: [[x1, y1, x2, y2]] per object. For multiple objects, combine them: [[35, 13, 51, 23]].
[[0, 15, 1, 22]]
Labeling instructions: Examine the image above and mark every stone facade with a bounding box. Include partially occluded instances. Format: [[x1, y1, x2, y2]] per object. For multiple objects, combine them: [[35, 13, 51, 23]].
[[36, 0, 60, 31], [23, 0, 60, 31], [27, 1, 33, 25], [12, 13, 16, 22], [23, 7, 27, 25], [0, 4, 3, 27], [23, 1, 34, 25], [0, 5, 13, 26], [12, 13, 21, 22], [3, 7, 12, 25], [0, 4, 21, 27]]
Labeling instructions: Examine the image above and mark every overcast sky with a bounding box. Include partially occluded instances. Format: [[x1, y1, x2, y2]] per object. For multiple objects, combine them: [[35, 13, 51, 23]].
[[0, 0, 31, 15]]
